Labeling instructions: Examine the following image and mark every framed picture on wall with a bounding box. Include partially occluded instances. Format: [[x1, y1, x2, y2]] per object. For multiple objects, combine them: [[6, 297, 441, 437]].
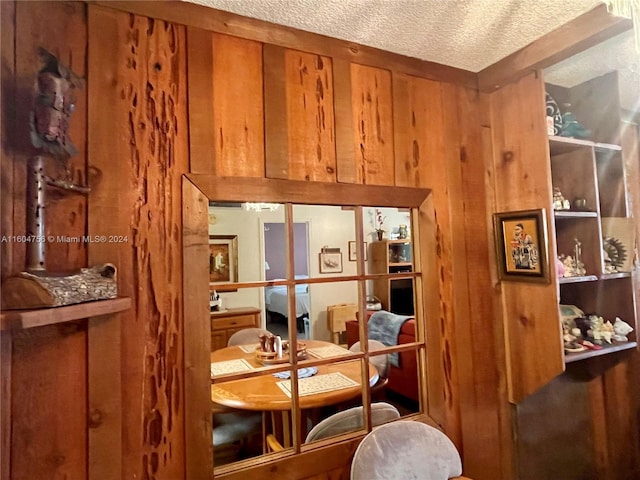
[[493, 209, 550, 283], [209, 235, 238, 284], [319, 247, 343, 274], [348, 241, 368, 261]]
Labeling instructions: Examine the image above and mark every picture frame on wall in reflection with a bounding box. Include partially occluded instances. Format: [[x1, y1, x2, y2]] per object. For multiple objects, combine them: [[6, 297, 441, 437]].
[[209, 235, 238, 284], [348, 241, 368, 261], [319, 247, 343, 274], [493, 208, 550, 283]]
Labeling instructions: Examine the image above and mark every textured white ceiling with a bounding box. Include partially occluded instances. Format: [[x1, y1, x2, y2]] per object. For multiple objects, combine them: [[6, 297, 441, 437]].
[[185, 0, 638, 111]]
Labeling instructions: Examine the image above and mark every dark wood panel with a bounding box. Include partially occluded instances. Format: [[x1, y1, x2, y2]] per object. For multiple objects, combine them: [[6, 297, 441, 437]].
[[94, 1, 477, 89], [284, 49, 336, 182], [88, 6, 189, 480], [350, 64, 394, 185], [213, 33, 265, 177], [570, 71, 621, 145]]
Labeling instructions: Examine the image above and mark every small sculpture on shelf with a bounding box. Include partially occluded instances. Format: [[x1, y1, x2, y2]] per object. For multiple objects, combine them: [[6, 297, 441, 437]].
[[586, 315, 615, 345], [559, 104, 591, 139], [603, 236, 627, 273], [552, 187, 570, 211], [613, 317, 634, 342], [558, 238, 586, 277]]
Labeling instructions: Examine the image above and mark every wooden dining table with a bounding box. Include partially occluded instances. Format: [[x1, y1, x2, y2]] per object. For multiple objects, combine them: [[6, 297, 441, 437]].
[[210, 339, 377, 411]]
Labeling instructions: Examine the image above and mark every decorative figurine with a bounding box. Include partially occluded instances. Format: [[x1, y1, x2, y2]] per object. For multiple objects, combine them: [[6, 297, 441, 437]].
[[613, 317, 634, 342], [545, 92, 563, 136], [552, 187, 570, 210], [559, 104, 591, 139], [603, 236, 627, 273], [398, 224, 408, 239]]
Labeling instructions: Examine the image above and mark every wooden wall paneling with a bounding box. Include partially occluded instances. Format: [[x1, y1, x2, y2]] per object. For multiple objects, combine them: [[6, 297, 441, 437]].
[[442, 84, 505, 479], [212, 33, 264, 177], [87, 314, 121, 480], [187, 27, 215, 174], [9, 3, 89, 480], [182, 178, 212, 479], [350, 64, 394, 186], [0, 3, 15, 476], [88, 6, 189, 480], [487, 72, 564, 403], [393, 73, 443, 189], [94, 1, 477, 90], [516, 373, 595, 480], [283, 48, 336, 182], [588, 376, 611, 480], [0, 0, 16, 280], [601, 358, 640, 479], [263, 44, 288, 179], [478, 4, 631, 92], [333, 59, 356, 184]]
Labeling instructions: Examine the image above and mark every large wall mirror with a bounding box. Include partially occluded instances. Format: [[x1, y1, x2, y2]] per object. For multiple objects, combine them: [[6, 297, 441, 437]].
[[183, 176, 441, 478]]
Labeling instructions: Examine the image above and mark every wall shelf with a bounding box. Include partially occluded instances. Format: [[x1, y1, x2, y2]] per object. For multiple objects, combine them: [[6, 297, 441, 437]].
[[0, 297, 132, 331], [565, 341, 637, 363], [559, 275, 598, 284], [554, 211, 598, 218]]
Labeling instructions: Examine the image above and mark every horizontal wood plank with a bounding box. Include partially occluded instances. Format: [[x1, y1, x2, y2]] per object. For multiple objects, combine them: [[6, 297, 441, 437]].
[[0, 297, 132, 330], [187, 174, 429, 208], [478, 4, 632, 92], [94, 1, 477, 89]]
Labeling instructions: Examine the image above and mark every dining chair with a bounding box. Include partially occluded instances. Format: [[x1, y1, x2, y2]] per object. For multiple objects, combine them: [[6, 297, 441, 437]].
[[227, 327, 271, 346], [327, 303, 358, 346], [348, 340, 389, 392], [350, 421, 473, 480], [266, 402, 400, 452]]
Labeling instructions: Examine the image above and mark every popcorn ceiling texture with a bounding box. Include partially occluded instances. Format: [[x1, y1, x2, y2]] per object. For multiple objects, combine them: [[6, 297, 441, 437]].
[[186, 0, 637, 110]]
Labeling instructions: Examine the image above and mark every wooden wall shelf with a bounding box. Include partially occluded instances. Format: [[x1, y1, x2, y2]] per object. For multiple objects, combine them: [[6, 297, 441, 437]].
[[548, 135, 621, 155], [554, 211, 598, 218], [0, 297, 132, 331], [565, 341, 637, 363], [559, 276, 598, 284]]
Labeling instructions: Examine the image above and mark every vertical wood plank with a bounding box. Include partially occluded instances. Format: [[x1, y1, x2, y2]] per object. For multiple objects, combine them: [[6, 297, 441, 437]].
[[87, 314, 121, 480], [350, 64, 394, 185], [187, 27, 215, 174], [213, 33, 264, 177], [394, 74, 443, 189], [333, 59, 356, 184], [442, 83, 507, 479], [487, 72, 564, 402], [263, 44, 288, 179], [284, 49, 336, 182], [0, 330, 11, 480], [182, 177, 212, 479], [88, 6, 188, 479], [9, 3, 89, 480], [0, 0, 16, 279]]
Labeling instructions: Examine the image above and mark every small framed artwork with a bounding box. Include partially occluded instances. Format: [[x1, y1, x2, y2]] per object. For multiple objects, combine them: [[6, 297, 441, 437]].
[[209, 235, 238, 284], [319, 247, 343, 274], [348, 241, 368, 262], [493, 208, 550, 283]]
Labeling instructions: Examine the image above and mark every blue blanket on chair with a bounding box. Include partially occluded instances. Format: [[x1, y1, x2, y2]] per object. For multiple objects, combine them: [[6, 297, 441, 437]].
[[368, 310, 413, 367]]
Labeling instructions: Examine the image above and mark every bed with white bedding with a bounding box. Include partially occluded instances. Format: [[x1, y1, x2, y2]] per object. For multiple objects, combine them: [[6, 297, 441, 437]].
[[265, 280, 310, 332]]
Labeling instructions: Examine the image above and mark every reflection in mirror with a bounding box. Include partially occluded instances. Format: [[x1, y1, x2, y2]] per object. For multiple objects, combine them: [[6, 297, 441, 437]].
[[202, 198, 423, 473]]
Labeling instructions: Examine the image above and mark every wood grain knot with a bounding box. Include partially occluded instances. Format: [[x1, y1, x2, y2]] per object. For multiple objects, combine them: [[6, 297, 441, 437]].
[[502, 150, 514, 163], [459, 146, 467, 163], [349, 45, 359, 54], [153, 62, 162, 72], [519, 315, 532, 327], [88, 408, 104, 428]]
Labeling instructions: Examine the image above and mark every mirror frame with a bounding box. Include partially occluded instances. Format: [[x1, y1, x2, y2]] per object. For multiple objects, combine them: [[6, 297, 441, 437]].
[[183, 175, 443, 479]]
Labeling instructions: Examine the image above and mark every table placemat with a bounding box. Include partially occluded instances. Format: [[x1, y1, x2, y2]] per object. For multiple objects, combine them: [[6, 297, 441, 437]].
[[210, 358, 253, 376], [238, 343, 258, 353], [307, 344, 351, 359], [276, 372, 358, 398]]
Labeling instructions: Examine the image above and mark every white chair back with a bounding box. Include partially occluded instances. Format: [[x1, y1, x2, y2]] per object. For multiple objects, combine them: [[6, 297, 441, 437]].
[[227, 327, 271, 346], [350, 421, 463, 480], [349, 339, 389, 379]]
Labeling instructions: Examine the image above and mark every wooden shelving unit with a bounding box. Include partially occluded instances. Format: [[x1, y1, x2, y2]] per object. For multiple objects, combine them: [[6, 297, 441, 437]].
[[0, 297, 132, 331], [547, 76, 637, 366]]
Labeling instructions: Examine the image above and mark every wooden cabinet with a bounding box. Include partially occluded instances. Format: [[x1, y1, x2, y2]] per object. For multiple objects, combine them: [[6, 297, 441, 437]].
[[370, 240, 414, 315], [210, 307, 261, 351], [547, 74, 638, 363]]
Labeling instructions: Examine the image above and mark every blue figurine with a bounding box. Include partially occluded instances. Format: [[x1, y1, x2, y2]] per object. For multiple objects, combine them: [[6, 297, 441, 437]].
[[559, 107, 591, 139]]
